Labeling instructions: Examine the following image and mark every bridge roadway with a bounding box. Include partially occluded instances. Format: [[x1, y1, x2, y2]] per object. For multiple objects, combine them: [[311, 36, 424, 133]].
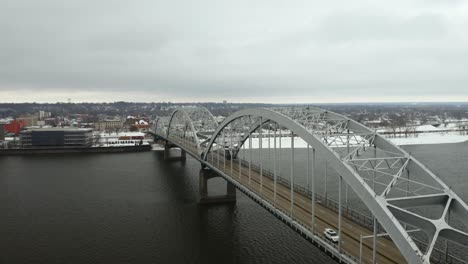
[[167, 139, 407, 264]]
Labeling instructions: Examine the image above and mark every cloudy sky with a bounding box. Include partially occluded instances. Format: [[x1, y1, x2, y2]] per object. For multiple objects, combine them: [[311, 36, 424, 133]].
[[1, 0, 467, 103]]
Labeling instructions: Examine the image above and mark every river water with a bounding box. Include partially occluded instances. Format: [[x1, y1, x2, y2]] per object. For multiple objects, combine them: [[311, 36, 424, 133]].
[[1, 142, 467, 264]]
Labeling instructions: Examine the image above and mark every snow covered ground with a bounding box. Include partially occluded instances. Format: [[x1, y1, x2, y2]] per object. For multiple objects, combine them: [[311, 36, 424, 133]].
[[372, 123, 468, 145], [386, 132, 468, 145]]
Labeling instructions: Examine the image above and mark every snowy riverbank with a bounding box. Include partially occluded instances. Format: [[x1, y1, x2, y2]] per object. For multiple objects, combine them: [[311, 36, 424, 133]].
[[386, 132, 468, 145]]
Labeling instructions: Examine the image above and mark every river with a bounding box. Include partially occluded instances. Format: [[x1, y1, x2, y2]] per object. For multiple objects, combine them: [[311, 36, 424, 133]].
[[1, 142, 467, 264]]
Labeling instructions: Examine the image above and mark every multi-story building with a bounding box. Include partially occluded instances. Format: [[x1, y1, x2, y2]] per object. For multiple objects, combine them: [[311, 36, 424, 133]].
[[2, 119, 27, 136], [17, 114, 39, 127], [44, 118, 58, 126], [94, 119, 124, 131], [39, 111, 51, 120], [20, 128, 93, 148]]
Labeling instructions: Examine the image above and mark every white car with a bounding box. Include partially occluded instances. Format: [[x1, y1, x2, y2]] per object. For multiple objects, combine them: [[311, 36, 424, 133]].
[[324, 228, 339, 243]]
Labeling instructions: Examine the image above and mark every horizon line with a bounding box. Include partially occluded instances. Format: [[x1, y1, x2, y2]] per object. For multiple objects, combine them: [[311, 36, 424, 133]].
[[1, 101, 468, 105]]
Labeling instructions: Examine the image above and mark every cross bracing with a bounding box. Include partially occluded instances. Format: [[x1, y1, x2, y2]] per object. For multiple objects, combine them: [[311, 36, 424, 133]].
[[152, 116, 170, 137], [155, 107, 218, 154], [150, 106, 468, 264]]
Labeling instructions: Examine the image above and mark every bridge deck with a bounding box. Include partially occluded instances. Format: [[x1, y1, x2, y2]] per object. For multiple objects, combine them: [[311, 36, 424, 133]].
[[206, 152, 407, 264]]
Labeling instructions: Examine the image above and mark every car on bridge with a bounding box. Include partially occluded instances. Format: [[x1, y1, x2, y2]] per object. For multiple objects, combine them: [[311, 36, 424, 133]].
[[323, 228, 339, 243]]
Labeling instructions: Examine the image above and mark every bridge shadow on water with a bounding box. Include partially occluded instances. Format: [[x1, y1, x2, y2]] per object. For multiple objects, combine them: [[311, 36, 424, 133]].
[[152, 150, 240, 263], [152, 150, 334, 264]]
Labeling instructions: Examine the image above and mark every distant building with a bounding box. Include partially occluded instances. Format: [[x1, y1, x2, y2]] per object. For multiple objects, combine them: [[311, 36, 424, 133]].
[[94, 120, 124, 131], [20, 128, 93, 148], [39, 111, 51, 120], [124, 116, 150, 131], [17, 114, 39, 127], [37, 120, 46, 127], [135, 120, 149, 130], [44, 118, 58, 126], [3, 120, 27, 136], [364, 119, 383, 128], [0, 125, 4, 141], [98, 131, 148, 146]]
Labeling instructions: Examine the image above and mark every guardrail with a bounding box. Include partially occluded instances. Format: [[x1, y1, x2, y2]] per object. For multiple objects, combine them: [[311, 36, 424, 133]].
[[208, 156, 359, 264]]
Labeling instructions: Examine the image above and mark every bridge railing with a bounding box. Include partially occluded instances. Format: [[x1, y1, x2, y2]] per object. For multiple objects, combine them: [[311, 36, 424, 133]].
[[179, 145, 467, 264], [167, 134, 199, 155], [207, 151, 360, 264], [240, 159, 376, 228]]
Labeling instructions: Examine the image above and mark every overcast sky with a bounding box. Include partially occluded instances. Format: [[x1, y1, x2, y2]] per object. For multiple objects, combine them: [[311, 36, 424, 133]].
[[1, 0, 467, 103]]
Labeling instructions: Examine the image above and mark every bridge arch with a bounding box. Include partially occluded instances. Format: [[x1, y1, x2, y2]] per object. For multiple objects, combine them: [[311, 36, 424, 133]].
[[202, 107, 468, 264], [152, 116, 170, 138], [166, 107, 218, 155]]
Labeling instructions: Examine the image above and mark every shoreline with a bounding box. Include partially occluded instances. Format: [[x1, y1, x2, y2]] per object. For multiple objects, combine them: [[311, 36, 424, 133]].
[[0, 145, 152, 155], [386, 132, 468, 145]]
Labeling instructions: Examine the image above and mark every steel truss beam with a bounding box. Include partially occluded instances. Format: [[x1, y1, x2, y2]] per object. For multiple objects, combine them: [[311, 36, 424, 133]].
[[164, 107, 218, 155]]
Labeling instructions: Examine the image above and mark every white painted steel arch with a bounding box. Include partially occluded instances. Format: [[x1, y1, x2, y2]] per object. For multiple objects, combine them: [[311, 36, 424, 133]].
[[202, 107, 468, 264], [166, 107, 218, 154], [152, 116, 169, 138]]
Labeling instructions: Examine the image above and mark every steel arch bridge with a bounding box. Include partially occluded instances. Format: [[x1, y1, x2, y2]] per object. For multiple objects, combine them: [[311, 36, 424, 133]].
[[150, 106, 468, 264]]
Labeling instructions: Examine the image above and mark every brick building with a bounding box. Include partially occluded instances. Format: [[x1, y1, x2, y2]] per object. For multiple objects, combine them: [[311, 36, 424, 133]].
[[3, 120, 27, 136]]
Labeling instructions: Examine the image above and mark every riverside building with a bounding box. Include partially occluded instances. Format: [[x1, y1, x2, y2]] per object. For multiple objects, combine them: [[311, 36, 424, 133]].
[[20, 128, 93, 148]]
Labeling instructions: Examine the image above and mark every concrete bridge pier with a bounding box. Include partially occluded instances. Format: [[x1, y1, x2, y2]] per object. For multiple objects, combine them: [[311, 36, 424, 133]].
[[199, 168, 236, 204], [163, 143, 186, 161]]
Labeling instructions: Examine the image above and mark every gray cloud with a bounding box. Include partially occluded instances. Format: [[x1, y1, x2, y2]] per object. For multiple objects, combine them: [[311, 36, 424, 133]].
[[1, 0, 468, 103]]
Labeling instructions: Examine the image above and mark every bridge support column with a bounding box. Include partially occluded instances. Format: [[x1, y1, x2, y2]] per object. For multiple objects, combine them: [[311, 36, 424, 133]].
[[163, 143, 186, 161], [199, 168, 236, 204]]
